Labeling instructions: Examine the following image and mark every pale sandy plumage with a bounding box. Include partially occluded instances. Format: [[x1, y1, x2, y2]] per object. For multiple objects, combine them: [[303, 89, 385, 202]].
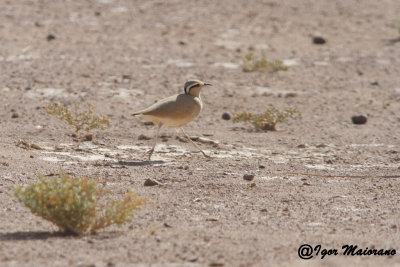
[[132, 80, 212, 160]]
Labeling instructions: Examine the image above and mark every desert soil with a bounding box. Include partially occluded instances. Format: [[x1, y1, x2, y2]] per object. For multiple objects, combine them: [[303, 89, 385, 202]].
[[1, 0, 400, 266]]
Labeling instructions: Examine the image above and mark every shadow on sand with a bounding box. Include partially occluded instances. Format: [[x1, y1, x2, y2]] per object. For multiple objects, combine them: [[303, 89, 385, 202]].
[[0, 231, 74, 241], [118, 160, 165, 166]]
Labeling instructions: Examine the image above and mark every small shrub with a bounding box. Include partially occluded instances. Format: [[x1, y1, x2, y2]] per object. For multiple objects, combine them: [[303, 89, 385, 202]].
[[13, 172, 147, 235], [243, 52, 288, 72], [233, 107, 301, 131], [46, 103, 110, 135]]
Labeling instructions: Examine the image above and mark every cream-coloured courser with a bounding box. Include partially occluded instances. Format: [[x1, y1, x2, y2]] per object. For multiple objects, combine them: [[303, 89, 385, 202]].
[[131, 80, 212, 160]]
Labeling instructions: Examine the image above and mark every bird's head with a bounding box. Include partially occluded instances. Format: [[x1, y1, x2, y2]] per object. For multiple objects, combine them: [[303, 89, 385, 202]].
[[184, 80, 212, 96]]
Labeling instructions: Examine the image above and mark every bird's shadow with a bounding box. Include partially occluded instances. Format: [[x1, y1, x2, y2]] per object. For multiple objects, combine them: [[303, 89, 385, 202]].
[[0, 230, 123, 241], [386, 37, 400, 45], [118, 160, 165, 166], [0, 231, 73, 241]]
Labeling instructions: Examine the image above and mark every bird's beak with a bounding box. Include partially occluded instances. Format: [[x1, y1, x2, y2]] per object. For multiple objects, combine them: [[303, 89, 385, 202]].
[[204, 83, 212, 86]]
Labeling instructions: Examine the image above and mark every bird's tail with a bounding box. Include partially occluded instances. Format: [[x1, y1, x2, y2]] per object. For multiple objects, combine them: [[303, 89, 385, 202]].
[[131, 112, 142, 117]]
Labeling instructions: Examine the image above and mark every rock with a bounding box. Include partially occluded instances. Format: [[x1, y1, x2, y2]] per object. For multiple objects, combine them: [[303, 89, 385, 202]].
[[297, 144, 306, 148], [84, 134, 93, 141], [138, 134, 151, 140], [11, 112, 19, 118], [243, 174, 255, 181], [284, 92, 298, 98], [312, 36, 326, 44], [47, 34, 56, 41], [352, 115, 367, 125], [221, 112, 231, 120], [259, 165, 265, 169], [178, 40, 186, 45], [144, 178, 161, 186]]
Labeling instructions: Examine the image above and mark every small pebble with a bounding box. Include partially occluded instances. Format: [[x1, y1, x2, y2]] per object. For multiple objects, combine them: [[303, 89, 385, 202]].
[[11, 112, 19, 118], [144, 178, 161, 186], [352, 115, 367, 125], [297, 144, 306, 148], [285, 92, 297, 98], [84, 134, 93, 141], [47, 34, 56, 41], [312, 36, 326, 44], [370, 81, 379, 86], [259, 165, 265, 169], [243, 174, 255, 181], [138, 134, 151, 140], [221, 112, 231, 120]]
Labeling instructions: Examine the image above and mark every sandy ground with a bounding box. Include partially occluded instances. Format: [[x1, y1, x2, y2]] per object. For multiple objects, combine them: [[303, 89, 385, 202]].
[[1, 0, 400, 266]]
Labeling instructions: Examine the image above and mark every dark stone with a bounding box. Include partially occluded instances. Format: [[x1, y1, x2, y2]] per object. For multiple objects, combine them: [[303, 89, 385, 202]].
[[243, 174, 255, 181], [370, 81, 379, 86], [138, 134, 151, 140], [144, 178, 161, 186], [312, 36, 326, 44], [47, 34, 56, 41], [352, 115, 367, 125], [221, 112, 231, 120]]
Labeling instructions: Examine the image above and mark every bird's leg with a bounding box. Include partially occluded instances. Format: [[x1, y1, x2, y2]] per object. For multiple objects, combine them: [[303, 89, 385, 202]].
[[180, 128, 210, 158], [148, 124, 161, 160]]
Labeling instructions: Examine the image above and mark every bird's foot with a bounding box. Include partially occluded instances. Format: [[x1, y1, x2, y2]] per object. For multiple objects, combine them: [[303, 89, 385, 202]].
[[202, 152, 211, 159], [147, 148, 154, 161]]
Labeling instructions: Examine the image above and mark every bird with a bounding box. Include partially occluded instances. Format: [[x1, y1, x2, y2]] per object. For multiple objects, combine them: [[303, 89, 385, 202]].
[[131, 79, 212, 160]]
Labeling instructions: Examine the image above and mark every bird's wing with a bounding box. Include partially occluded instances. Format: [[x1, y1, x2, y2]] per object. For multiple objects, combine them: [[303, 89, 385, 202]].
[[132, 94, 187, 118], [145, 95, 197, 119]]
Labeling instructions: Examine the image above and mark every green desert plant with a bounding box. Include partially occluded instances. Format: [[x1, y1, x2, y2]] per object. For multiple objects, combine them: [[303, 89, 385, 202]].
[[13, 172, 147, 235], [233, 107, 301, 131], [46, 103, 110, 135], [243, 52, 288, 72]]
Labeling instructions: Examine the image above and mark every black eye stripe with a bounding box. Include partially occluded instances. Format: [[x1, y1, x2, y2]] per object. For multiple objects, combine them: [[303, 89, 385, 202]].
[[184, 81, 200, 94]]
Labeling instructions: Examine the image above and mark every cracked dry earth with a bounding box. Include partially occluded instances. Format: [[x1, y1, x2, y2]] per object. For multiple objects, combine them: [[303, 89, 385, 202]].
[[1, 0, 400, 266]]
